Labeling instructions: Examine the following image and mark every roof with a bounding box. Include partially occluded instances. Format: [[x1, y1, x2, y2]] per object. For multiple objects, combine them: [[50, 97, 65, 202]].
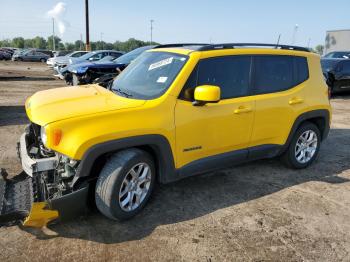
[[153, 43, 310, 53]]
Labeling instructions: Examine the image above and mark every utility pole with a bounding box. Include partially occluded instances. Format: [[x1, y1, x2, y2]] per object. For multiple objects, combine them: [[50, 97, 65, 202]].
[[150, 19, 154, 44], [85, 0, 91, 51], [52, 18, 56, 51]]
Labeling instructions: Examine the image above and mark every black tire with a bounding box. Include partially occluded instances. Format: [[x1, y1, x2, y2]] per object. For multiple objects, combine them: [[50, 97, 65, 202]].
[[95, 148, 156, 221], [281, 122, 321, 169]]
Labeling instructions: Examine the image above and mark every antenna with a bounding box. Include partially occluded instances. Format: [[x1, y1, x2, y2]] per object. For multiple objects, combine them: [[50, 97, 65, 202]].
[[276, 34, 281, 47], [150, 19, 154, 44]]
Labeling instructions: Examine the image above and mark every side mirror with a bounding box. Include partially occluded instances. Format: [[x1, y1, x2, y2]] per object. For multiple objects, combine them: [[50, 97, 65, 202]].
[[193, 85, 221, 106]]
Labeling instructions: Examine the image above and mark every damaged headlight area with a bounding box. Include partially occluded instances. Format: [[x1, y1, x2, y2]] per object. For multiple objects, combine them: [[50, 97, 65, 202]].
[[71, 66, 88, 74], [26, 123, 79, 200]]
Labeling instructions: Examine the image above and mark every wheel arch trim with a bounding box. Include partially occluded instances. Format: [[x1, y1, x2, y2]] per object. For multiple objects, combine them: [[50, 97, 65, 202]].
[[281, 109, 330, 154], [73, 134, 177, 186]]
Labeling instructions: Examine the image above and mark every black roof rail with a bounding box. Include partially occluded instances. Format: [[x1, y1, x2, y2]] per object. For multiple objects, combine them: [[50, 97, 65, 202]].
[[197, 43, 310, 52], [154, 43, 210, 49]]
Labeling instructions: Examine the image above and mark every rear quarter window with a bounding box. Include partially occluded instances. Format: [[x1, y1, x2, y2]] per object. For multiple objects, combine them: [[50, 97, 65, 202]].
[[253, 55, 309, 95], [295, 56, 309, 84]]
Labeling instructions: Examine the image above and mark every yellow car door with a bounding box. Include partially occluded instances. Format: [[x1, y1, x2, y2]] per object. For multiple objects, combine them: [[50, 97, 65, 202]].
[[175, 55, 255, 169]]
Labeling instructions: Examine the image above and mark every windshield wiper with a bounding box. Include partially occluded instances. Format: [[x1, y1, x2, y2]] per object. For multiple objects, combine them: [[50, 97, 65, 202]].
[[113, 88, 133, 98]]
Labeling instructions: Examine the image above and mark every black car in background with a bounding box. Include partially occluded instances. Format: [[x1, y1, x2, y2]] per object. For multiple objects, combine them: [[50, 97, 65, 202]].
[[321, 58, 350, 94], [323, 51, 350, 59], [0, 50, 12, 60]]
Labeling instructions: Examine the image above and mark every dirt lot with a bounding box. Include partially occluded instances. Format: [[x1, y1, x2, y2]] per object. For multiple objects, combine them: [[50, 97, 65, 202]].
[[0, 61, 349, 261]]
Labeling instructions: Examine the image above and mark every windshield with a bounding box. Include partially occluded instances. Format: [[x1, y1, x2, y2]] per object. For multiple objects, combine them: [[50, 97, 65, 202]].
[[113, 46, 154, 64], [112, 51, 188, 99], [79, 52, 95, 60], [324, 52, 350, 59]]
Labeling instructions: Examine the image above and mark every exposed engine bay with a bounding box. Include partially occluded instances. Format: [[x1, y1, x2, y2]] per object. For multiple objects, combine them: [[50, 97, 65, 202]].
[[25, 123, 79, 202]]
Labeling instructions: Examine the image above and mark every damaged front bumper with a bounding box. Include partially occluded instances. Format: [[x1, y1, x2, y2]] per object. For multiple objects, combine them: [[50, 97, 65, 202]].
[[18, 134, 57, 176], [0, 132, 90, 228]]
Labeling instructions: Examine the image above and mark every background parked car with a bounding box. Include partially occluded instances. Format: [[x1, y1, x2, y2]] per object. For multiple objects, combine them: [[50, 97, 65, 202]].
[[67, 46, 154, 86], [54, 50, 124, 79], [53, 50, 71, 57], [32, 49, 54, 57], [0, 50, 12, 60], [323, 51, 350, 59], [47, 51, 89, 67], [12, 50, 50, 62], [0, 47, 15, 57], [322, 58, 350, 94]]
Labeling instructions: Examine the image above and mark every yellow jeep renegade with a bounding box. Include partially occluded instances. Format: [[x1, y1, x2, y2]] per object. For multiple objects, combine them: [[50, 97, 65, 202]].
[[0, 43, 331, 226]]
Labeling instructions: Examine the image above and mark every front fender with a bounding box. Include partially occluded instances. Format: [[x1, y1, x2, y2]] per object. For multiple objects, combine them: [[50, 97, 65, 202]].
[[73, 135, 177, 186]]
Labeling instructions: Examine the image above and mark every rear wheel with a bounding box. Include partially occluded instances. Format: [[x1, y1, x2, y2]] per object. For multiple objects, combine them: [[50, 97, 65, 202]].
[[95, 149, 155, 221], [281, 122, 321, 169]]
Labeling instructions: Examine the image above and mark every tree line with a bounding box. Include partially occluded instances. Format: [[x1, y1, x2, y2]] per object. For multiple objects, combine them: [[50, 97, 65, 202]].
[[0, 36, 159, 52], [0, 35, 325, 55]]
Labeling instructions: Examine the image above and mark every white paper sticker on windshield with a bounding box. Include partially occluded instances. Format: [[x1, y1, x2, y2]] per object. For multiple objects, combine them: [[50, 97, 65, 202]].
[[157, 76, 168, 83], [149, 57, 173, 71]]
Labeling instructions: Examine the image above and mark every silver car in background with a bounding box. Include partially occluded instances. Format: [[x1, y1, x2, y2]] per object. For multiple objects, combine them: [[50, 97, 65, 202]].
[[47, 51, 89, 67]]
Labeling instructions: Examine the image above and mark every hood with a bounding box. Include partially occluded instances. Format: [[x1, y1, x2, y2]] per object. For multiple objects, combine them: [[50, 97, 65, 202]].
[[67, 57, 83, 65], [321, 58, 343, 73], [26, 84, 146, 126], [68, 61, 94, 73], [68, 61, 124, 73], [55, 56, 71, 65]]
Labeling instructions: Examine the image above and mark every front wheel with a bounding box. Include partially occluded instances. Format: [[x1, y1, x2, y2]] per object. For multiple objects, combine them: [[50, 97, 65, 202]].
[[72, 74, 79, 86], [281, 122, 321, 169], [95, 149, 156, 221]]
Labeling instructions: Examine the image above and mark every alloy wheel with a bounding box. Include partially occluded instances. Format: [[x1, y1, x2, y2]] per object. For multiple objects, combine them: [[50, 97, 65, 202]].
[[294, 130, 318, 164], [119, 163, 152, 212]]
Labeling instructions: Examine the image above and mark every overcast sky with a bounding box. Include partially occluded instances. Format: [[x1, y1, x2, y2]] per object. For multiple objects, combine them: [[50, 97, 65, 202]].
[[0, 0, 348, 47]]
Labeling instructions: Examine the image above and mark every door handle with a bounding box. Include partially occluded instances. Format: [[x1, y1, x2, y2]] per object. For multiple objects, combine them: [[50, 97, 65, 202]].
[[289, 97, 304, 105], [234, 106, 252, 114]]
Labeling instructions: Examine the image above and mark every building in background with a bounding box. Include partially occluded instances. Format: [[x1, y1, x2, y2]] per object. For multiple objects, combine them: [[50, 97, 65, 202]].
[[324, 29, 350, 54]]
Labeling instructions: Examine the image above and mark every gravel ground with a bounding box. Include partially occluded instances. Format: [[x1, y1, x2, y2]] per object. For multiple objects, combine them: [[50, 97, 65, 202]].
[[0, 61, 349, 261]]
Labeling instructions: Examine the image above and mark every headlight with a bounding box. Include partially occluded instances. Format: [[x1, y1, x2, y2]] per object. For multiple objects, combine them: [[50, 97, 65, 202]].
[[40, 126, 47, 145], [75, 66, 88, 74]]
